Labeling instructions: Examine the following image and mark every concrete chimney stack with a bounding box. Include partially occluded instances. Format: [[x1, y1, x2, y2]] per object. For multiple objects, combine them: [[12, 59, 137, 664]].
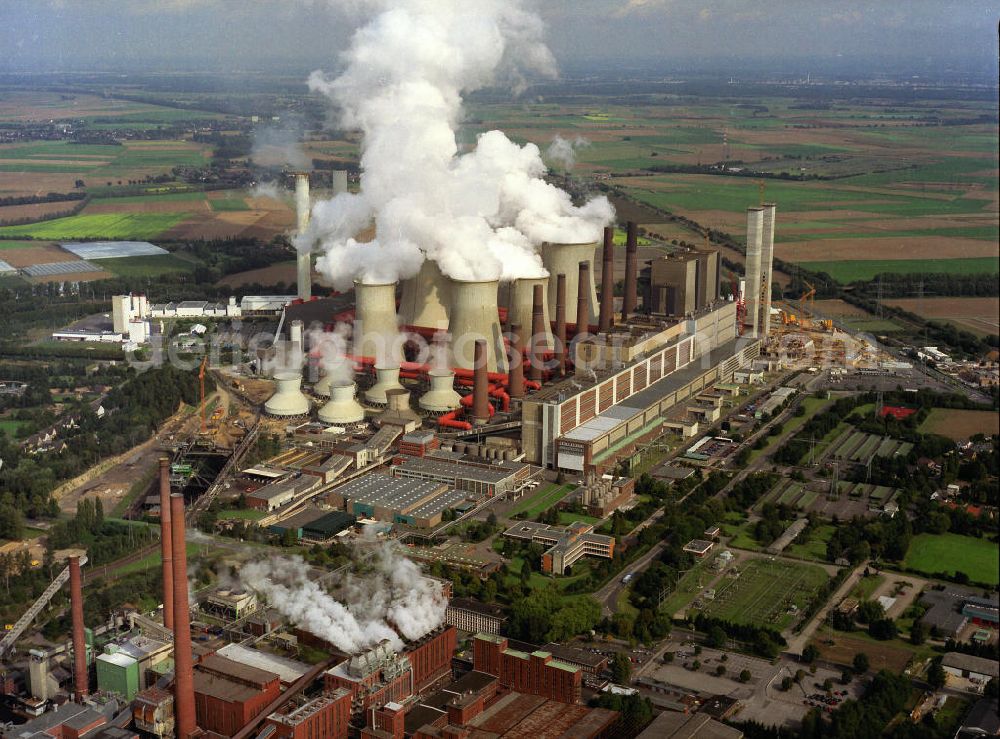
[[471, 340, 490, 425], [541, 242, 598, 325], [170, 494, 197, 739], [508, 277, 553, 352], [69, 555, 88, 702], [528, 284, 546, 383], [575, 261, 591, 339], [599, 227, 615, 332], [555, 273, 567, 377], [508, 324, 525, 399], [447, 278, 505, 372], [332, 169, 349, 196], [158, 458, 173, 631], [744, 207, 764, 335], [624, 221, 638, 317], [294, 173, 312, 302], [760, 203, 776, 336], [353, 280, 401, 364]]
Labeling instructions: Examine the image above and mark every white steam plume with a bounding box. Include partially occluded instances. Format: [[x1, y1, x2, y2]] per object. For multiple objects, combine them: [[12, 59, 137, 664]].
[[545, 134, 590, 172], [239, 542, 447, 653], [307, 324, 354, 384], [252, 120, 310, 170], [296, 0, 614, 291]]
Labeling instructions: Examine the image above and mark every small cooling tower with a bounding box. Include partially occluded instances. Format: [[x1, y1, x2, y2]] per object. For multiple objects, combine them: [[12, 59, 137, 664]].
[[541, 241, 598, 326], [354, 280, 401, 363], [318, 382, 365, 425], [419, 370, 462, 413], [379, 388, 421, 429], [313, 371, 334, 398], [447, 277, 505, 372], [265, 372, 310, 417], [398, 261, 451, 330], [365, 365, 405, 406]]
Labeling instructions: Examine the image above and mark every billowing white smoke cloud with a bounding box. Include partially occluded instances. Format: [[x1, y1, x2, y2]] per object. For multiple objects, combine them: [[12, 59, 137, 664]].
[[239, 541, 447, 653], [248, 181, 283, 200], [545, 134, 590, 172], [307, 324, 354, 384], [251, 121, 310, 170], [296, 0, 614, 291]]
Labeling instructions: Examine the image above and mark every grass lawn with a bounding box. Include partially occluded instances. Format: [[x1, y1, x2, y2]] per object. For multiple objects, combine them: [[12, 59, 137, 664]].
[[786, 524, 836, 561], [218, 508, 268, 521], [903, 533, 999, 585], [848, 573, 885, 602], [116, 541, 203, 576], [0, 212, 188, 240], [702, 557, 829, 631], [800, 257, 998, 284], [508, 483, 575, 519], [0, 419, 29, 437], [918, 408, 1000, 441], [721, 520, 760, 550], [557, 511, 601, 526]]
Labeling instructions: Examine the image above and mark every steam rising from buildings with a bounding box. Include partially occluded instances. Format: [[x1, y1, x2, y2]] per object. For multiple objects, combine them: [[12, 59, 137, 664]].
[[296, 0, 614, 290], [545, 134, 589, 172], [239, 542, 446, 653], [251, 120, 310, 170]]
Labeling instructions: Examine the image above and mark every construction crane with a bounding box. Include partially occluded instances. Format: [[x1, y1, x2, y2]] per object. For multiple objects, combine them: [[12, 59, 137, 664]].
[[726, 270, 746, 334], [757, 180, 766, 206], [198, 356, 208, 436]]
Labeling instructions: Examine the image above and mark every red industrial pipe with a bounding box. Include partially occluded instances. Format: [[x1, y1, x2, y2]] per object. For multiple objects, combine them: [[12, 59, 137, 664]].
[[158, 457, 173, 631], [599, 226, 614, 332], [437, 410, 472, 431], [508, 323, 525, 399], [624, 220, 638, 318], [170, 494, 197, 739], [529, 284, 545, 383], [472, 340, 490, 425], [576, 261, 591, 341], [69, 555, 88, 702], [555, 273, 567, 377]]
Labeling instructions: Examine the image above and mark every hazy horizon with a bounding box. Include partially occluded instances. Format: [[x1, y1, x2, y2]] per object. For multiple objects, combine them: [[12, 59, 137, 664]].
[[2, 0, 997, 83]]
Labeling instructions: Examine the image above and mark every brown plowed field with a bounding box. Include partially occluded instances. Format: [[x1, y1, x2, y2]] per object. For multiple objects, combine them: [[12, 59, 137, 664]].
[[0, 172, 84, 197], [0, 244, 74, 267], [813, 299, 875, 318], [813, 630, 913, 672], [0, 200, 85, 221], [217, 261, 297, 288], [885, 297, 1000, 338], [776, 236, 997, 263]]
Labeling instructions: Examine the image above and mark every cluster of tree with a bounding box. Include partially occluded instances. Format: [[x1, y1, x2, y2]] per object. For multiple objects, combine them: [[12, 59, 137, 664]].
[[689, 613, 786, 659], [857, 272, 999, 300], [0, 192, 87, 207], [797, 669, 911, 739], [457, 513, 500, 543], [507, 588, 602, 644], [48, 498, 156, 567], [826, 513, 912, 564], [0, 196, 90, 227], [590, 692, 653, 738], [944, 636, 1000, 662]]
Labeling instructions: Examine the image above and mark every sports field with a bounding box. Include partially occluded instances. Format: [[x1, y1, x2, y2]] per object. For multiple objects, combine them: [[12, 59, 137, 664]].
[[903, 533, 998, 585], [701, 557, 829, 631], [918, 408, 1000, 441], [508, 483, 575, 518]]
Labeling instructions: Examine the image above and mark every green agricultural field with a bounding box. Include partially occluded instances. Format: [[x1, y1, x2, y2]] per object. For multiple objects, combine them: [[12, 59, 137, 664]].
[[903, 533, 999, 585], [785, 524, 836, 561], [702, 557, 829, 631], [508, 483, 576, 519], [209, 198, 249, 212], [919, 408, 1000, 441], [100, 254, 195, 278], [801, 258, 999, 284], [0, 213, 188, 240], [0, 239, 56, 250], [90, 191, 203, 205]]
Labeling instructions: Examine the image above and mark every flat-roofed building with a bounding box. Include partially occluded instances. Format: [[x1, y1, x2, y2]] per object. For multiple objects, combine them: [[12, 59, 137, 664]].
[[390, 455, 530, 497], [503, 520, 615, 575], [327, 474, 466, 528], [446, 597, 508, 635], [473, 633, 583, 704]]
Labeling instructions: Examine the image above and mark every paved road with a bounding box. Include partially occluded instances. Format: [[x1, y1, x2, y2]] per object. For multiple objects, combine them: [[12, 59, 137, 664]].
[[594, 540, 667, 617], [786, 560, 868, 654]]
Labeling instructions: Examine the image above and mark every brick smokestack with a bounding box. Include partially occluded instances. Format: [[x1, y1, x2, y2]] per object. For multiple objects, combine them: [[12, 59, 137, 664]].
[[624, 221, 638, 318], [508, 324, 525, 399], [555, 273, 567, 377], [599, 226, 614, 332], [472, 340, 490, 425], [69, 555, 88, 702], [159, 458, 173, 630], [528, 284, 545, 383], [170, 494, 197, 739], [575, 262, 590, 339]]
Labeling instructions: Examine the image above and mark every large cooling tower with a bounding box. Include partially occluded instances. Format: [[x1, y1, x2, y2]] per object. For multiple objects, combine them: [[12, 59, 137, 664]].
[[541, 241, 598, 325], [265, 372, 310, 417], [365, 365, 405, 406], [760, 203, 776, 337], [398, 261, 451, 331], [295, 173, 311, 302], [508, 277, 553, 350], [318, 382, 365, 425], [354, 280, 401, 363], [745, 207, 764, 335], [447, 278, 506, 372], [419, 370, 462, 413]]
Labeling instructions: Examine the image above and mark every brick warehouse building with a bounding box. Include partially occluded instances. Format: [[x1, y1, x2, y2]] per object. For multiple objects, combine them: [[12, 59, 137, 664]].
[[264, 689, 352, 739], [407, 626, 458, 691], [473, 634, 582, 704], [192, 654, 281, 736]]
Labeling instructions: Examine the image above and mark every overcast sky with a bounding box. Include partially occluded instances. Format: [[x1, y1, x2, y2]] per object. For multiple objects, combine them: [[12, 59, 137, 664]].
[[2, 0, 996, 79]]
